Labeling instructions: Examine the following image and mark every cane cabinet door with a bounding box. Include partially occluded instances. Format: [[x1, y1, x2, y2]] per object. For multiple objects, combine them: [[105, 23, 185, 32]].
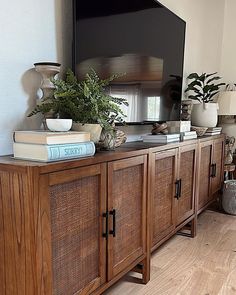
[[107, 156, 147, 280], [151, 149, 178, 250], [41, 164, 107, 295], [176, 144, 197, 225], [197, 140, 213, 212], [211, 137, 224, 195]]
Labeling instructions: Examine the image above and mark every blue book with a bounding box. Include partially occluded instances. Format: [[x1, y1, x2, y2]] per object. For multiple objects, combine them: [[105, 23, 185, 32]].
[[13, 141, 95, 162]]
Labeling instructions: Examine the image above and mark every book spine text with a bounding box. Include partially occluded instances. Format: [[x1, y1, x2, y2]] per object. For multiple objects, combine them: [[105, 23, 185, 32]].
[[48, 142, 95, 160]]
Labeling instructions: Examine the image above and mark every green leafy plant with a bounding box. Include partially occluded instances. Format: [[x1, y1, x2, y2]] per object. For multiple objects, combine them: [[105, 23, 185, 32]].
[[28, 69, 128, 132], [185, 72, 225, 103]]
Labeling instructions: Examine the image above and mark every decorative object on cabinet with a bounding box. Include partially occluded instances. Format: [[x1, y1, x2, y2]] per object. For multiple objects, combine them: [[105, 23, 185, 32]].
[[142, 133, 180, 143], [204, 127, 222, 136], [33, 62, 61, 127], [167, 120, 191, 133], [218, 85, 236, 137], [224, 164, 235, 180], [46, 118, 72, 132], [72, 123, 102, 143], [190, 126, 208, 137], [180, 131, 197, 141], [185, 72, 225, 127], [13, 130, 90, 145], [99, 125, 127, 150], [28, 68, 128, 144], [224, 136, 235, 165], [13, 141, 96, 162], [151, 122, 168, 135], [180, 99, 193, 120]]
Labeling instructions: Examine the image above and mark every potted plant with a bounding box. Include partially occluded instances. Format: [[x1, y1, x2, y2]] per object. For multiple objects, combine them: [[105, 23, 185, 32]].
[[185, 72, 225, 127], [28, 69, 128, 144]]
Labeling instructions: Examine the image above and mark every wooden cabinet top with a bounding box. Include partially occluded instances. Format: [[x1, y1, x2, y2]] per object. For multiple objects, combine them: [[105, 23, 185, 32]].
[[0, 134, 224, 174]]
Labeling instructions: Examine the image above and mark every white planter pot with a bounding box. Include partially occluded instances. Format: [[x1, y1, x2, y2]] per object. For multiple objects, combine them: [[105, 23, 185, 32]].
[[191, 103, 219, 127], [72, 123, 102, 143]]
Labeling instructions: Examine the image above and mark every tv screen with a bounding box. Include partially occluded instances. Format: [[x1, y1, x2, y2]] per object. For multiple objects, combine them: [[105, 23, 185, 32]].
[[73, 0, 186, 123]]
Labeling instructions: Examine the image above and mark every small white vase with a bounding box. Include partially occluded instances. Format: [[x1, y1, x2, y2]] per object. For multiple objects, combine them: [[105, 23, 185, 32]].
[[72, 123, 102, 143], [191, 102, 219, 127]]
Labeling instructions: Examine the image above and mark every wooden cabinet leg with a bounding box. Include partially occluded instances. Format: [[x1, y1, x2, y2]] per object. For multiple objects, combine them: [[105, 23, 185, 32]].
[[177, 216, 197, 238], [132, 254, 150, 284], [141, 255, 150, 284], [190, 216, 197, 238]]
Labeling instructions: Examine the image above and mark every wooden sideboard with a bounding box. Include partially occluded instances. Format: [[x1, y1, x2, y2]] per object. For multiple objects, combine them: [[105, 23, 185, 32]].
[[0, 134, 224, 295]]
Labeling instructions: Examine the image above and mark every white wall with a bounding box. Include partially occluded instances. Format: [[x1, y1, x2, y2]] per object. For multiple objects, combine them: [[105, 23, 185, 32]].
[[220, 0, 236, 84], [159, 0, 225, 83], [0, 0, 72, 155]]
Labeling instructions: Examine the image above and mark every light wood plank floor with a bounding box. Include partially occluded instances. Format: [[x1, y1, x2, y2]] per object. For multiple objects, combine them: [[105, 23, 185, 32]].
[[104, 210, 236, 295]]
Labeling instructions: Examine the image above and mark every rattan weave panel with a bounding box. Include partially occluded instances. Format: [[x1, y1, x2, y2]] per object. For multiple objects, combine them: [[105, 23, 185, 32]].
[[112, 165, 142, 266], [50, 176, 99, 295], [152, 156, 175, 245], [198, 145, 211, 208], [179, 150, 194, 217]]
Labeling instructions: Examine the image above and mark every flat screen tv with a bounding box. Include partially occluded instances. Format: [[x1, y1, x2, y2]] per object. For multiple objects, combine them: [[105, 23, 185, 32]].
[[73, 0, 186, 124]]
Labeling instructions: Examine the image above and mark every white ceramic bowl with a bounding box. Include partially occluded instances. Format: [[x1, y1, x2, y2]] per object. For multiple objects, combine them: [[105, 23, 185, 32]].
[[46, 119, 72, 132]]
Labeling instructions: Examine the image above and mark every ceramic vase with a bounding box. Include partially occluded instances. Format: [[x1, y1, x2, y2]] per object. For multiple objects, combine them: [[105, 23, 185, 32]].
[[34, 62, 61, 119], [72, 123, 102, 143], [191, 102, 219, 127]]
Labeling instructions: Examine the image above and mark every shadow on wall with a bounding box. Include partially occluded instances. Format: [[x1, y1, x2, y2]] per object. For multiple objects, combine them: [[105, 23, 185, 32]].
[[54, 0, 73, 74], [18, 68, 43, 130]]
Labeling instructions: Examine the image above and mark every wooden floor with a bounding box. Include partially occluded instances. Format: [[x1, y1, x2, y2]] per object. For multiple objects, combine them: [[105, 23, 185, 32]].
[[104, 210, 236, 295]]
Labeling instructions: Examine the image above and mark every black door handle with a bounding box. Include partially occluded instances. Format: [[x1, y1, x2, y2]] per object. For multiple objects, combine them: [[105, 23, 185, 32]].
[[175, 179, 180, 199], [109, 209, 116, 237]]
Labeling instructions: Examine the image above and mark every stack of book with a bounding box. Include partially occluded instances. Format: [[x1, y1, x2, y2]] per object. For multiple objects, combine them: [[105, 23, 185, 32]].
[[142, 133, 180, 143], [13, 130, 95, 162], [180, 131, 197, 141], [205, 127, 222, 136]]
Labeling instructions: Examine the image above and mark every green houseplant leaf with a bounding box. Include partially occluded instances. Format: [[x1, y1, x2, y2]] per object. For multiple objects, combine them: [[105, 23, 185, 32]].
[[185, 72, 225, 103], [28, 68, 129, 133]]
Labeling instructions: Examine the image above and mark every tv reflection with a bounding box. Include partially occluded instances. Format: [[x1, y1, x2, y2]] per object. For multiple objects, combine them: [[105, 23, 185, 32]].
[[76, 53, 181, 123]]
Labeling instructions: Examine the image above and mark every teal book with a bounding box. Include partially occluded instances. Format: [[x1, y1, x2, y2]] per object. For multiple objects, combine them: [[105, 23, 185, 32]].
[[13, 141, 95, 162]]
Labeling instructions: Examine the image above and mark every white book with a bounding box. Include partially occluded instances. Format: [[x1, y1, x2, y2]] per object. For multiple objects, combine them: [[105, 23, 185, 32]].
[[181, 131, 197, 136], [181, 135, 197, 140], [13, 141, 95, 162], [205, 131, 221, 135], [142, 133, 180, 140], [207, 127, 222, 131], [13, 130, 90, 145], [143, 138, 180, 143]]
